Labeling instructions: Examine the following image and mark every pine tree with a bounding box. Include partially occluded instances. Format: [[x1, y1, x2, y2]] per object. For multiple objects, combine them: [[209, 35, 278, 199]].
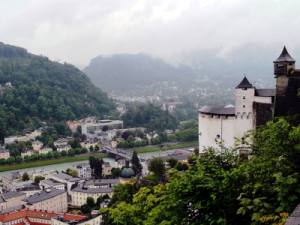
[[131, 151, 142, 175]]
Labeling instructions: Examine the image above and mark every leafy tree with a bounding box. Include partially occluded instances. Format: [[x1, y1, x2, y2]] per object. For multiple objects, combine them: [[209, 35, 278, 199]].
[[86, 197, 95, 208], [110, 184, 137, 206], [148, 158, 166, 183], [121, 103, 178, 131], [95, 158, 103, 179], [89, 156, 103, 178], [34, 175, 45, 184], [22, 172, 30, 181], [175, 162, 189, 171], [89, 145, 94, 152], [131, 151, 142, 175], [111, 168, 121, 178], [167, 158, 178, 168], [80, 204, 91, 214], [66, 168, 78, 177], [103, 119, 300, 225]]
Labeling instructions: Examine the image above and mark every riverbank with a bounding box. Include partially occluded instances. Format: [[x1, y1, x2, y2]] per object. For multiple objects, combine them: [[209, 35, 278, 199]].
[[132, 141, 198, 153], [0, 153, 108, 172]]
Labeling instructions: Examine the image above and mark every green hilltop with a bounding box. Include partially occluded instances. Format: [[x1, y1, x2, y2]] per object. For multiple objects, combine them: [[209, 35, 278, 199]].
[[0, 42, 115, 140]]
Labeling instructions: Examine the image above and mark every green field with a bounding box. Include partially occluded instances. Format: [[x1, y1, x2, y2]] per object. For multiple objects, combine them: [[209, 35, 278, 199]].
[[0, 153, 108, 172], [132, 141, 198, 153]]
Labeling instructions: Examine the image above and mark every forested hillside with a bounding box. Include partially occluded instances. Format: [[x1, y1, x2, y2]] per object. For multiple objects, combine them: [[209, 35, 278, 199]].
[[0, 42, 115, 140], [121, 103, 178, 131]]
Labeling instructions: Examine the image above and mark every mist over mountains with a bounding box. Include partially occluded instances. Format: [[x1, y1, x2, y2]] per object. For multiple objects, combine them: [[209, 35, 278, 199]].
[[84, 53, 198, 94], [84, 44, 294, 98]]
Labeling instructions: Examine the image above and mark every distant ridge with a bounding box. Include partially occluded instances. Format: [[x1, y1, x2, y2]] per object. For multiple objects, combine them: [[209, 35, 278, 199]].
[[84, 53, 198, 94]]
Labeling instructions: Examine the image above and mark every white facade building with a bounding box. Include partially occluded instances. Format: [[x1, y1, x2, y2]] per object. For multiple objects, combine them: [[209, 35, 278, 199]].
[[25, 189, 68, 213], [198, 77, 274, 152]]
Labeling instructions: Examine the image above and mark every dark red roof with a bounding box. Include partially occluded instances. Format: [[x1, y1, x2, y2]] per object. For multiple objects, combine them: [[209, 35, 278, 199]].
[[63, 214, 86, 221], [0, 209, 86, 225]]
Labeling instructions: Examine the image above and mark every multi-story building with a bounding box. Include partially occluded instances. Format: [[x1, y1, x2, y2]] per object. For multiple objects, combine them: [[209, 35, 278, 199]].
[[39, 179, 65, 191], [69, 181, 115, 207], [25, 188, 68, 213], [1, 172, 20, 191], [48, 172, 80, 192], [53, 138, 72, 152], [102, 162, 112, 177], [0, 191, 26, 212], [0, 149, 10, 160], [32, 140, 43, 151], [73, 163, 91, 179], [81, 120, 123, 136], [16, 184, 41, 197], [21, 150, 35, 158]]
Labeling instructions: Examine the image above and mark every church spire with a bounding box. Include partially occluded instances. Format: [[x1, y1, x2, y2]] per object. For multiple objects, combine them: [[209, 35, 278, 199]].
[[274, 46, 295, 63]]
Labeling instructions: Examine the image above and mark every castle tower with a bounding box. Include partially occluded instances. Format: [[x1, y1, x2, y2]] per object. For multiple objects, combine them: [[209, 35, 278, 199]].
[[274, 46, 300, 118], [234, 76, 255, 138], [274, 46, 295, 95]]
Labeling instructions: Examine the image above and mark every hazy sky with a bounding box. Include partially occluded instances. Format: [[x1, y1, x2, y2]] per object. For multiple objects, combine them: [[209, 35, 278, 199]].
[[0, 0, 300, 67]]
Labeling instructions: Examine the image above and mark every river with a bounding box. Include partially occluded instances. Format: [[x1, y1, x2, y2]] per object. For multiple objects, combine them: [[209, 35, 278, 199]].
[[0, 148, 193, 178]]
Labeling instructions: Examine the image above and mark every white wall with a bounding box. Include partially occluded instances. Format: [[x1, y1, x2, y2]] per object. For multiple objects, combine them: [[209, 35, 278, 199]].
[[198, 113, 235, 152], [254, 96, 272, 104], [234, 87, 255, 141]]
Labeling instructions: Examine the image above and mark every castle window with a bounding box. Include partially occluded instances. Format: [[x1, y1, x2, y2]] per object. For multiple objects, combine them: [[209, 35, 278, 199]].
[[243, 105, 245, 108], [243, 96, 246, 99]]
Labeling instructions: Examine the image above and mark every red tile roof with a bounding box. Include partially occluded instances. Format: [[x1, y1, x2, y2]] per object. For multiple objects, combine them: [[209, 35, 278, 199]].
[[0, 209, 86, 225], [63, 214, 86, 221]]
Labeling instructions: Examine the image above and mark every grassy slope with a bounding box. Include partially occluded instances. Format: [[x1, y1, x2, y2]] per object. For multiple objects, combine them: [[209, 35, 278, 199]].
[[0, 153, 108, 172]]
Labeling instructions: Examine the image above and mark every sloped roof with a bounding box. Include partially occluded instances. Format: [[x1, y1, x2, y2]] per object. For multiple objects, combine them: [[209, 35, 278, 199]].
[[274, 46, 295, 63], [0, 209, 86, 224], [25, 189, 65, 204], [255, 89, 276, 97], [2, 191, 25, 200], [72, 185, 112, 194], [236, 76, 254, 89], [199, 105, 235, 116]]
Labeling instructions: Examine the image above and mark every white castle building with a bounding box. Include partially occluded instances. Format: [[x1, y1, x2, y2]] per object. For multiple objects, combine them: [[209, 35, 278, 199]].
[[198, 76, 275, 151], [198, 46, 300, 152]]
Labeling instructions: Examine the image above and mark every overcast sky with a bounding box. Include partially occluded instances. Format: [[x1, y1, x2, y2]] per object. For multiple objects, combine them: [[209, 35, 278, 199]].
[[0, 0, 300, 67]]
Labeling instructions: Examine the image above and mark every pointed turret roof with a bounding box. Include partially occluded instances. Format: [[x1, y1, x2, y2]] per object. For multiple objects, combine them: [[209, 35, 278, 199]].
[[236, 76, 254, 89], [274, 46, 295, 63]]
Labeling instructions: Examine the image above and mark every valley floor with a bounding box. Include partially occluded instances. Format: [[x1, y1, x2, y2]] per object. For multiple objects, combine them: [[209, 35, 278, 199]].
[[131, 141, 198, 153], [0, 153, 108, 172], [0, 141, 197, 172]]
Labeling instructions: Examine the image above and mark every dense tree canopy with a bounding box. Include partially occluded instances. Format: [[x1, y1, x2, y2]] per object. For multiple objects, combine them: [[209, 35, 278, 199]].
[[102, 118, 300, 225], [121, 103, 178, 131], [0, 42, 115, 140]]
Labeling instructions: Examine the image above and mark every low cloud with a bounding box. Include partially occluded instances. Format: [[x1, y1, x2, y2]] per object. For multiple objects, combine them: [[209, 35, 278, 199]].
[[0, 0, 299, 67]]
